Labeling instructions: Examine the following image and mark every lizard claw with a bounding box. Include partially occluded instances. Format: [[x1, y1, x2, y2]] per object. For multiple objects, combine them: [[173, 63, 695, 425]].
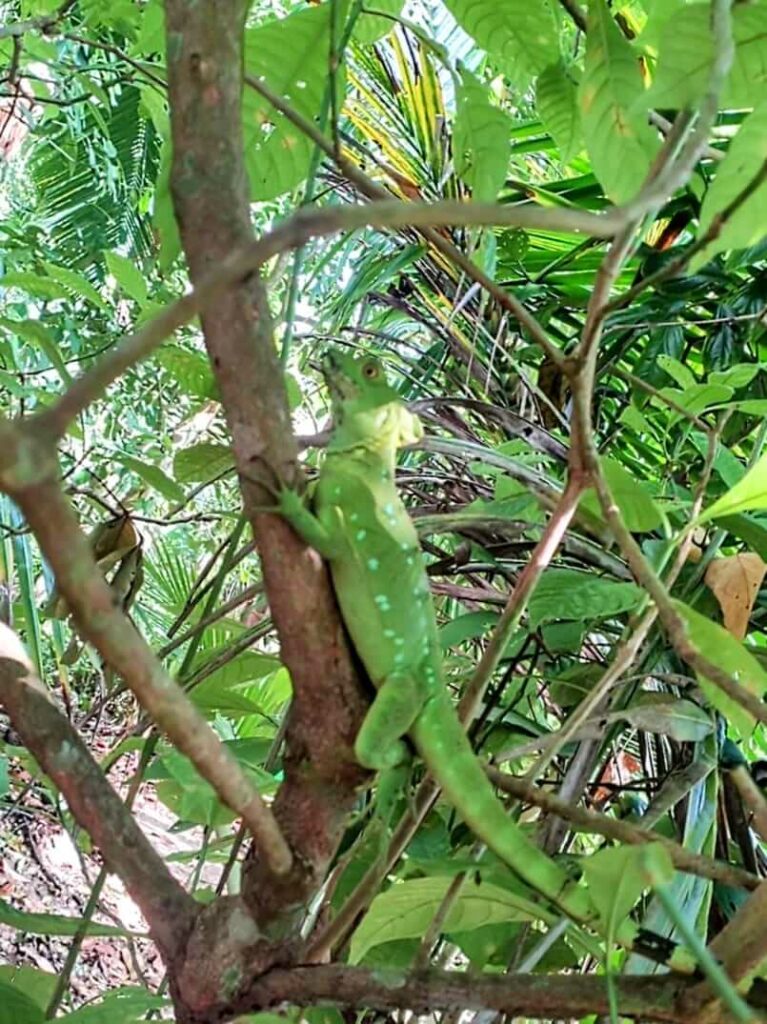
[[241, 456, 293, 512]]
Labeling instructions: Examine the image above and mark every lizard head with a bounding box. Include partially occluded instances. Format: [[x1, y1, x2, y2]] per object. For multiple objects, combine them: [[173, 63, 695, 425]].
[[320, 349, 423, 451]]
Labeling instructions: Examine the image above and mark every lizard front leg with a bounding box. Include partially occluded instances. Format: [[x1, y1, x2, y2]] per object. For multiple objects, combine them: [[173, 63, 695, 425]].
[[276, 487, 343, 560]]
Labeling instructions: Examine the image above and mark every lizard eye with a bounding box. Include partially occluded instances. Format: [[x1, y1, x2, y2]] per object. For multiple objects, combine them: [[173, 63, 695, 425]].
[[362, 362, 379, 379]]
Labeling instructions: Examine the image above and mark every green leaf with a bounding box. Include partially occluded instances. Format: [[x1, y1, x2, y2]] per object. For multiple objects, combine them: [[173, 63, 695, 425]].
[[153, 144, 181, 270], [156, 346, 216, 400], [697, 448, 767, 524], [656, 354, 696, 390], [453, 71, 511, 203], [82, 0, 140, 37], [0, 900, 140, 938], [726, 400, 767, 416], [354, 0, 404, 44], [173, 442, 234, 484], [114, 453, 185, 503], [0, 318, 72, 386], [41, 261, 107, 310], [710, 364, 763, 390], [104, 251, 148, 304], [133, 0, 165, 57], [350, 877, 545, 963], [581, 457, 664, 532], [645, 3, 767, 111], [674, 600, 767, 737], [660, 383, 734, 417], [620, 403, 655, 436], [439, 611, 497, 649], [639, 843, 676, 887], [541, 620, 586, 654], [582, 844, 666, 934], [689, 432, 743, 488], [331, 243, 425, 328], [441, 0, 559, 77], [153, 749, 237, 827], [579, 0, 659, 202], [715, 514, 767, 560], [0, 982, 44, 1024], [198, 650, 281, 689], [528, 569, 642, 629], [0, 755, 8, 799], [190, 682, 264, 718], [21, 0, 60, 13], [244, 5, 341, 200], [190, 653, 281, 718], [692, 102, 767, 271], [0, 272, 71, 301], [536, 62, 583, 164], [59, 987, 167, 1022], [620, 694, 714, 743], [0, 967, 56, 1011]]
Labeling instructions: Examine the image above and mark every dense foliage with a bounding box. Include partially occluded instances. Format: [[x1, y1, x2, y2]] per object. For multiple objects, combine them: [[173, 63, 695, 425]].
[[2, 0, 767, 1021]]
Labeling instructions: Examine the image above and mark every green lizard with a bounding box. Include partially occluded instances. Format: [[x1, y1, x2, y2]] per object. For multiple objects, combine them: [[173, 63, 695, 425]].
[[274, 349, 697, 973]]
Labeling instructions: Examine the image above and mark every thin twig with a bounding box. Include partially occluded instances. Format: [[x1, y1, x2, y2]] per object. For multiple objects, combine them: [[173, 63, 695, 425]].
[[26, 197, 623, 442], [621, 0, 734, 224], [486, 769, 759, 894]]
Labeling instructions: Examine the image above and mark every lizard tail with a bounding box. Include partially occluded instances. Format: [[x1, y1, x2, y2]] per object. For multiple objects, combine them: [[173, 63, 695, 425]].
[[411, 691, 697, 974]]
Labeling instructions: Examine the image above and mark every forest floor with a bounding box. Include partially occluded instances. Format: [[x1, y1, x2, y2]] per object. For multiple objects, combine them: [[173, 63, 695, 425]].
[[0, 709, 224, 1011]]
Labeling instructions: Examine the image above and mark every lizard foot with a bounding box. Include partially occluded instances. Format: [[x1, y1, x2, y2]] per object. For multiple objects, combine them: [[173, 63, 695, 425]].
[[241, 458, 303, 517], [355, 737, 409, 772]]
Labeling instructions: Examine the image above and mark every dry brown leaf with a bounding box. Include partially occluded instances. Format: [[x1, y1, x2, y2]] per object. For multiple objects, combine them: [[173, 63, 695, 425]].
[[704, 552, 767, 639]]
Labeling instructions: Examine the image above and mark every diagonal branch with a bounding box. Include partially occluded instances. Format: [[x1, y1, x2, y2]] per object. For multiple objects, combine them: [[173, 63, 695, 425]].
[[620, 0, 734, 224], [589, 462, 767, 728], [0, 460, 293, 875], [0, 622, 196, 964], [487, 769, 760, 893]]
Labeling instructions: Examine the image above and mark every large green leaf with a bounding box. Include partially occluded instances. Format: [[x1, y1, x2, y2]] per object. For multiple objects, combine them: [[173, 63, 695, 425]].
[[675, 601, 767, 737], [60, 987, 167, 1022], [156, 346, 216, 400], [350, 876, 545, 963], [105, 250, 149, 305], [529, 568, 642, 628], [645, 3, 767, 111], [692, 102, 767, 270], [696, 448, 767, 524], [441, 0, 559, 77], [579, 0, 659, 202], [0, 982, 44, 1024], [583, 844, 650, 932], [0, 967, 56, 1012], [0, 900, 141, 938], [536, 61, 583, 165], [659, 383, 734, 417], [114, 453, 185, 503], [619, 694, 714, 743], [190, 653, 282, 718], [453, 70, 511, 202], [243, 4, 341, 200], [41, 261, 108, 310], [0, 318, 72, 386], [580, 457, 664, 532], [173, 442, 234, 484], [354, 0, 404, 44]]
